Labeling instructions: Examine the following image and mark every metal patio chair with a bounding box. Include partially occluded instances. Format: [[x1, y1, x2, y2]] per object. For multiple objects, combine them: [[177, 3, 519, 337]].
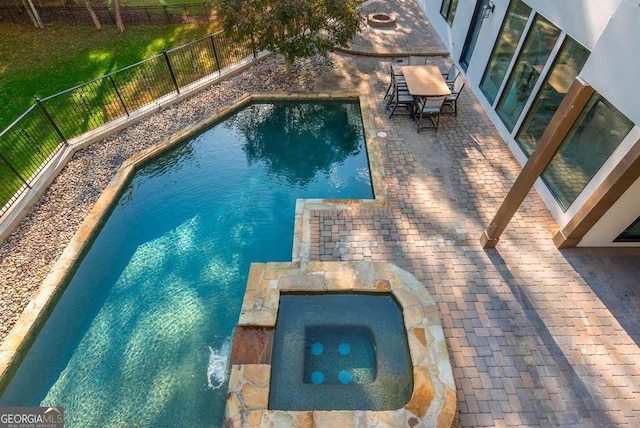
[[384, 63, 406, 100], [442, 77, 465, 117], [388, 81, 415, 119], [416, 96, 446, 133], [442, 64, 460, 87], [409, 55, 428, 65]]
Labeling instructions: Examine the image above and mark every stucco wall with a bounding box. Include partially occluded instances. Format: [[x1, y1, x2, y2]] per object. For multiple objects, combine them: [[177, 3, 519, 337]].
[[581, 0, 640, 126]]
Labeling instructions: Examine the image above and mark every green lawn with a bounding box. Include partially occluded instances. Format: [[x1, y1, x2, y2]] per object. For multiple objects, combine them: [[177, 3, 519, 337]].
[[0, 20, 232, 210], [0, 21, 220, 130]]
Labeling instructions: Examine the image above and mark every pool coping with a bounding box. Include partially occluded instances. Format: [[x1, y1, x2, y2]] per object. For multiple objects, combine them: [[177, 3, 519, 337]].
[[0, 92, 387, 394], [225, 261, 456, 427]]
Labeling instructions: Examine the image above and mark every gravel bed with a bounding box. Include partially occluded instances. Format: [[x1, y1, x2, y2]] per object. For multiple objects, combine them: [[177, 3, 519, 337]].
[[0, 54, 335, 342]]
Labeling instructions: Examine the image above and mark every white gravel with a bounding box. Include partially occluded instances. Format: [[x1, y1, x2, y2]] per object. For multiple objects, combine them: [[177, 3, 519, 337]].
[[0, 54, 335, 341]]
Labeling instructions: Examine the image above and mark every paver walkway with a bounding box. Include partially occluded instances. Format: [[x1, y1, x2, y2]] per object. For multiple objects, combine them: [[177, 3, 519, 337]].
[[312, 3, 640, 426]]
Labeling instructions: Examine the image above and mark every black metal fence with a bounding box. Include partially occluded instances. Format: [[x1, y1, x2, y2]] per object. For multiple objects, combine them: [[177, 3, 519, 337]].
[[0, 2, 213, 26], [0, 28, 257, 217]]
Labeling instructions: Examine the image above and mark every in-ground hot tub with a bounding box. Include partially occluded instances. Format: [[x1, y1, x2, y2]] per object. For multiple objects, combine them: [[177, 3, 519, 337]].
[[269, 293, 413, 411], [225, 262, 457, 427]]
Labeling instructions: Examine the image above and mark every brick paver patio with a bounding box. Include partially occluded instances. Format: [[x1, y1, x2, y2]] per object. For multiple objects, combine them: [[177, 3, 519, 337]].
[[310, 3, 640, 425]]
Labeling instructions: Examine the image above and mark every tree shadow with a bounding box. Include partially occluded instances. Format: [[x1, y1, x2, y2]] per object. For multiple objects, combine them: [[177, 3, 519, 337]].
[[225, 103, 364, 188], [482, 248, 618, 425], [560, 247, 640, 346]]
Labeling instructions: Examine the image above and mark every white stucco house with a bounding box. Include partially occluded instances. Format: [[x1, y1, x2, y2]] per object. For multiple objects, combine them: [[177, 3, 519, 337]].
[[418, 0, 640, 247]]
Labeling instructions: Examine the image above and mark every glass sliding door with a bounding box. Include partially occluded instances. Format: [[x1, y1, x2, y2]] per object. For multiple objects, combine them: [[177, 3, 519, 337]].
[[460, 0, 485, 71], [541, 94, 634, 210], [516, 37, 590, 156], [495, 15, 561, 131], [479, 0, 532, 104]]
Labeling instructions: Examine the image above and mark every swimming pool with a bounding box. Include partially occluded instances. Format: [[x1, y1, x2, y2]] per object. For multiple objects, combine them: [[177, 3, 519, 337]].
[[0, 101, 373, 426]]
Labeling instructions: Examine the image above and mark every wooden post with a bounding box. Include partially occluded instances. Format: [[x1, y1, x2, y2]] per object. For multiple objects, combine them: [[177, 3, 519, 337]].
[[480, 78, 594, 248]]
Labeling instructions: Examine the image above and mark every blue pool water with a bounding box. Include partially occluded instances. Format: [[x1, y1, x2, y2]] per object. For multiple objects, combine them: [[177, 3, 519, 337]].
[[303, 325, 377, 385], [0, 102, 373, 426]]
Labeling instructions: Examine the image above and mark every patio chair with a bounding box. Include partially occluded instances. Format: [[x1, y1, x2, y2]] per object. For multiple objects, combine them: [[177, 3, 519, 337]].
[[409, 55, 428, 65], [384, 64, 405, 100], [385, 70, 409, 109], [416, 96, 446, 133], [442, 78, 465, 117], [388, 82, 415, 119], [442, 64, 459, 86]]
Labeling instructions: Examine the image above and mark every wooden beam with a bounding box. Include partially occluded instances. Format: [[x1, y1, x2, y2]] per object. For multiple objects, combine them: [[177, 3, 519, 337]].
[[481, 79, 594, 248], [553, 136, 640, 248]]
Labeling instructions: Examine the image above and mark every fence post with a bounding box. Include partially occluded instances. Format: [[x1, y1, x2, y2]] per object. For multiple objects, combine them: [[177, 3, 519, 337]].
[[34, 97, 68, 146], [209, 35, 221, 74], [0, 153, 31, 189], [109, 76, 129, 116], [162, 49, 181, 94]]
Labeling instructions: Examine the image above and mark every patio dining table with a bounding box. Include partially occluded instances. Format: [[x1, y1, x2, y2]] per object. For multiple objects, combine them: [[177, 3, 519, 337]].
[[402, 65, 451, 98]]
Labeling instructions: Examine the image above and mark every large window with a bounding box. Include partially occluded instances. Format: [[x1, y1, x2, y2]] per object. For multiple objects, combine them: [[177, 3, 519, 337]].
[[615, 217, 640, 242], [479, 0, 532, 104], [440, 0, 459, 26], [516, 37, 590, 156], [541, 94, 634, 210], [495, 15, 561, 131]]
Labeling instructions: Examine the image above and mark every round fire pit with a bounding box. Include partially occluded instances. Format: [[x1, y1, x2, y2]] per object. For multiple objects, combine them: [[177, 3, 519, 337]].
[[367, 13, 396, 28]]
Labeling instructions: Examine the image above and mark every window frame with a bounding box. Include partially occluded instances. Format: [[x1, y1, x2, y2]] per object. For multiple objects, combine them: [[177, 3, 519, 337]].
[[440, 0, 459, 26], [494, 14, 562, 132], [541, 93, 635, 211], [514, 36, 590, 157], [479, 0, 533, 105]]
